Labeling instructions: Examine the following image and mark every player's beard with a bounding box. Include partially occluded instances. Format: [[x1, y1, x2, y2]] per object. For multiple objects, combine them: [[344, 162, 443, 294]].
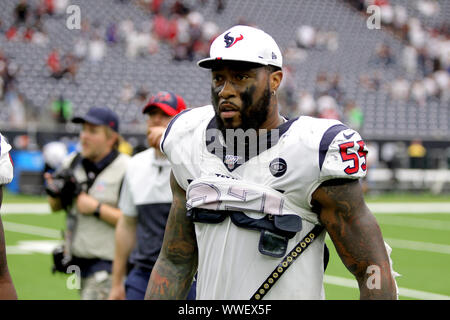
[[212, 80, 271, 135]]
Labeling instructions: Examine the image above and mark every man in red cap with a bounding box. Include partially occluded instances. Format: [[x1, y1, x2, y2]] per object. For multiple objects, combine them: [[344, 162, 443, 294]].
[[109, 91, 196, 300]]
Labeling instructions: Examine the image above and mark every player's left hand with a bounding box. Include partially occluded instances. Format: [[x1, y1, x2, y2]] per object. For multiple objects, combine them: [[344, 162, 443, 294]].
[[76, 192, 99, 216], [147, 126, 166, 149]]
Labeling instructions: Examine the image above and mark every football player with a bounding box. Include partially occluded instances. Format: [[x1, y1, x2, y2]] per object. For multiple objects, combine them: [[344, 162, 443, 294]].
[[0, 132, 17, 299], [145, 25, 398, 300]]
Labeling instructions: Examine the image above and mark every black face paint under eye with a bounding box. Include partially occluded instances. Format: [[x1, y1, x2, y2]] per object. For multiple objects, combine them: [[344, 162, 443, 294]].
[[211, 85, 220, 112], [239, 81, 271, 131]]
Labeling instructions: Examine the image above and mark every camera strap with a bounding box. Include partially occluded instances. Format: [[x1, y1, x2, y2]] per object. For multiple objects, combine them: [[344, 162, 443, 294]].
[[250, 224, 325, 300]]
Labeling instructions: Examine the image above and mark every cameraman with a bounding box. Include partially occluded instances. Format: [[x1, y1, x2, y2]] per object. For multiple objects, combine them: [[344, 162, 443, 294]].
[[44, 107, 130, 300]]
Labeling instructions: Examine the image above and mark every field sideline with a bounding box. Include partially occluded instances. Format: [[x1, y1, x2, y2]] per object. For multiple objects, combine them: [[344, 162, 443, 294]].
[[1, 191, 450, 300]]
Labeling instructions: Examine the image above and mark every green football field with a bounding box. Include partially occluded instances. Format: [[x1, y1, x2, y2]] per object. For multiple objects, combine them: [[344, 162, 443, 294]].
[[1, 191, 449, 300]]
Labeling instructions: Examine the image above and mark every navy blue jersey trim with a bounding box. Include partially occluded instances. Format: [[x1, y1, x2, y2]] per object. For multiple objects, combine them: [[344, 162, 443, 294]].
[[160, 109, 192, 154], [319, 124, 348, 171]]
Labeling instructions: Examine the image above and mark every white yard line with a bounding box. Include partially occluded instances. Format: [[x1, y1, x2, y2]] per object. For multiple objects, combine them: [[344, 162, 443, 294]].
[[1, 202, 449, 214], [324, 275, 450, 300], [1, 203, 52, 215], [376, 216, 450, 231], [383, 238, 450, 255], [6, 240, 61, 255], [3, 221, 62, 239], [325, 235, 450, 255], [368, 203, 450, 214]]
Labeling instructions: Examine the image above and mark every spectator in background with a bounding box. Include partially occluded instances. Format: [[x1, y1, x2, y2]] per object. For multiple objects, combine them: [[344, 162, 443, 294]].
[[315, 71, 330, 97], [53, 0, 70, 16], [296, 91, 316, 117], [344, 100, 364, 131], [47, 48, 62, 78], [328, 73, 344, 103], [120, 83, 135, 103], [317, 94, 340, 120], [423, 76, 439, 100], [359, 71, 381, 91], [134, 86, 149, 105], [106, 23, 118, 45], [390, 77, 410, 101], [62, 53, 79, 83], [296, 25, 316, 49], [5, 26, 19, 41], [43, 0, 55, 15], [434, 70, 450, 102], [14, 0, 30, 26], [375, 42, 394, 66], [6, 87, 27, 128], [408, 140, 427, 169], [88, 35, 106, 62], [410, 80, 426, 107], [51, 95, 73, 124], [381, 141, 400, 184], [32, 27, 49, 47], [402, 45, 418, 74], [73, 37, 88, 61]]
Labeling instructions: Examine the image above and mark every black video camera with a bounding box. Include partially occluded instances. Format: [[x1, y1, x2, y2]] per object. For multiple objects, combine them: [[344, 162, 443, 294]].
[[45, 168, 82, 209], [51, 245, 73, 274]]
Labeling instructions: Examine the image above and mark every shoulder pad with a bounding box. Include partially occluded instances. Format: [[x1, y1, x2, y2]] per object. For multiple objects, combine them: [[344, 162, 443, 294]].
[[320, 125, 367, 180], [160, 105, 214, 156]]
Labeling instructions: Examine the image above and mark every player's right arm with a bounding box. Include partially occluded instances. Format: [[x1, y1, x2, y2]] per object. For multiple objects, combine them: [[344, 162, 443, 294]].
[[109, 214, 137, 300], [145, 171, 198, 300]]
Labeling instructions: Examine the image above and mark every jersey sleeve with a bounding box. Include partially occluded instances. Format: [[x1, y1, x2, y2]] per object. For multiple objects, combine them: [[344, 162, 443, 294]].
[[0, 133, 13, 185], [118, 172, 137, 217], [319, 126, 368, 180], [160, 109, 192, 157]]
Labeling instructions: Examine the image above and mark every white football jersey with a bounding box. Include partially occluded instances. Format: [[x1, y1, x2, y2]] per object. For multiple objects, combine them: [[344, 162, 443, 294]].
[[0, 133, 13, 185], [162, 105, 367, 300]]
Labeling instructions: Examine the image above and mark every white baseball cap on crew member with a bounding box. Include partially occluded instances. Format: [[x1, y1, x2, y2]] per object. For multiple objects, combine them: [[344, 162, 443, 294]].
[[197, 25, 283, 69]]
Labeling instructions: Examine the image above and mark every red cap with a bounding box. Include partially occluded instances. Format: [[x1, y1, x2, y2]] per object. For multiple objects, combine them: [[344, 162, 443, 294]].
[[142, 91, 186, 116]]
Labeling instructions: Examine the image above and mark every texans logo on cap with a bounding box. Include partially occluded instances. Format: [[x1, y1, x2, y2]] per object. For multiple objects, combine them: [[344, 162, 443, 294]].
[[224, 32, 244, 48]]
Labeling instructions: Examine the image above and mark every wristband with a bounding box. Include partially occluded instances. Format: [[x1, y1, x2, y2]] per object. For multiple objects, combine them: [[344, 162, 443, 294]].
[[93, 202, 102, 219]]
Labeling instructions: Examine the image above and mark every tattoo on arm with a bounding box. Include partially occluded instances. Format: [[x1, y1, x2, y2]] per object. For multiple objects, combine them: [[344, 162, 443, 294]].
[[145, 172, 198, 299], [313, 179, 396, 299]]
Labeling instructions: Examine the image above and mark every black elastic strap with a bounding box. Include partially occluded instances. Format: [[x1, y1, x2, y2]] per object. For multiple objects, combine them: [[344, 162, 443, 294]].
[[250, 224, 325, 300]]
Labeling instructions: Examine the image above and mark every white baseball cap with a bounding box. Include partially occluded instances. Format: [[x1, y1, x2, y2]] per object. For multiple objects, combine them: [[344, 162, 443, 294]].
[[197, 25, 283, 69]]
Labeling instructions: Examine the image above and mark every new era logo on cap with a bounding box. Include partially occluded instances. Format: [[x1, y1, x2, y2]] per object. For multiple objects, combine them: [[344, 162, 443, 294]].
[[142, 91, 186, 116], [198, 25, 283, 69]]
